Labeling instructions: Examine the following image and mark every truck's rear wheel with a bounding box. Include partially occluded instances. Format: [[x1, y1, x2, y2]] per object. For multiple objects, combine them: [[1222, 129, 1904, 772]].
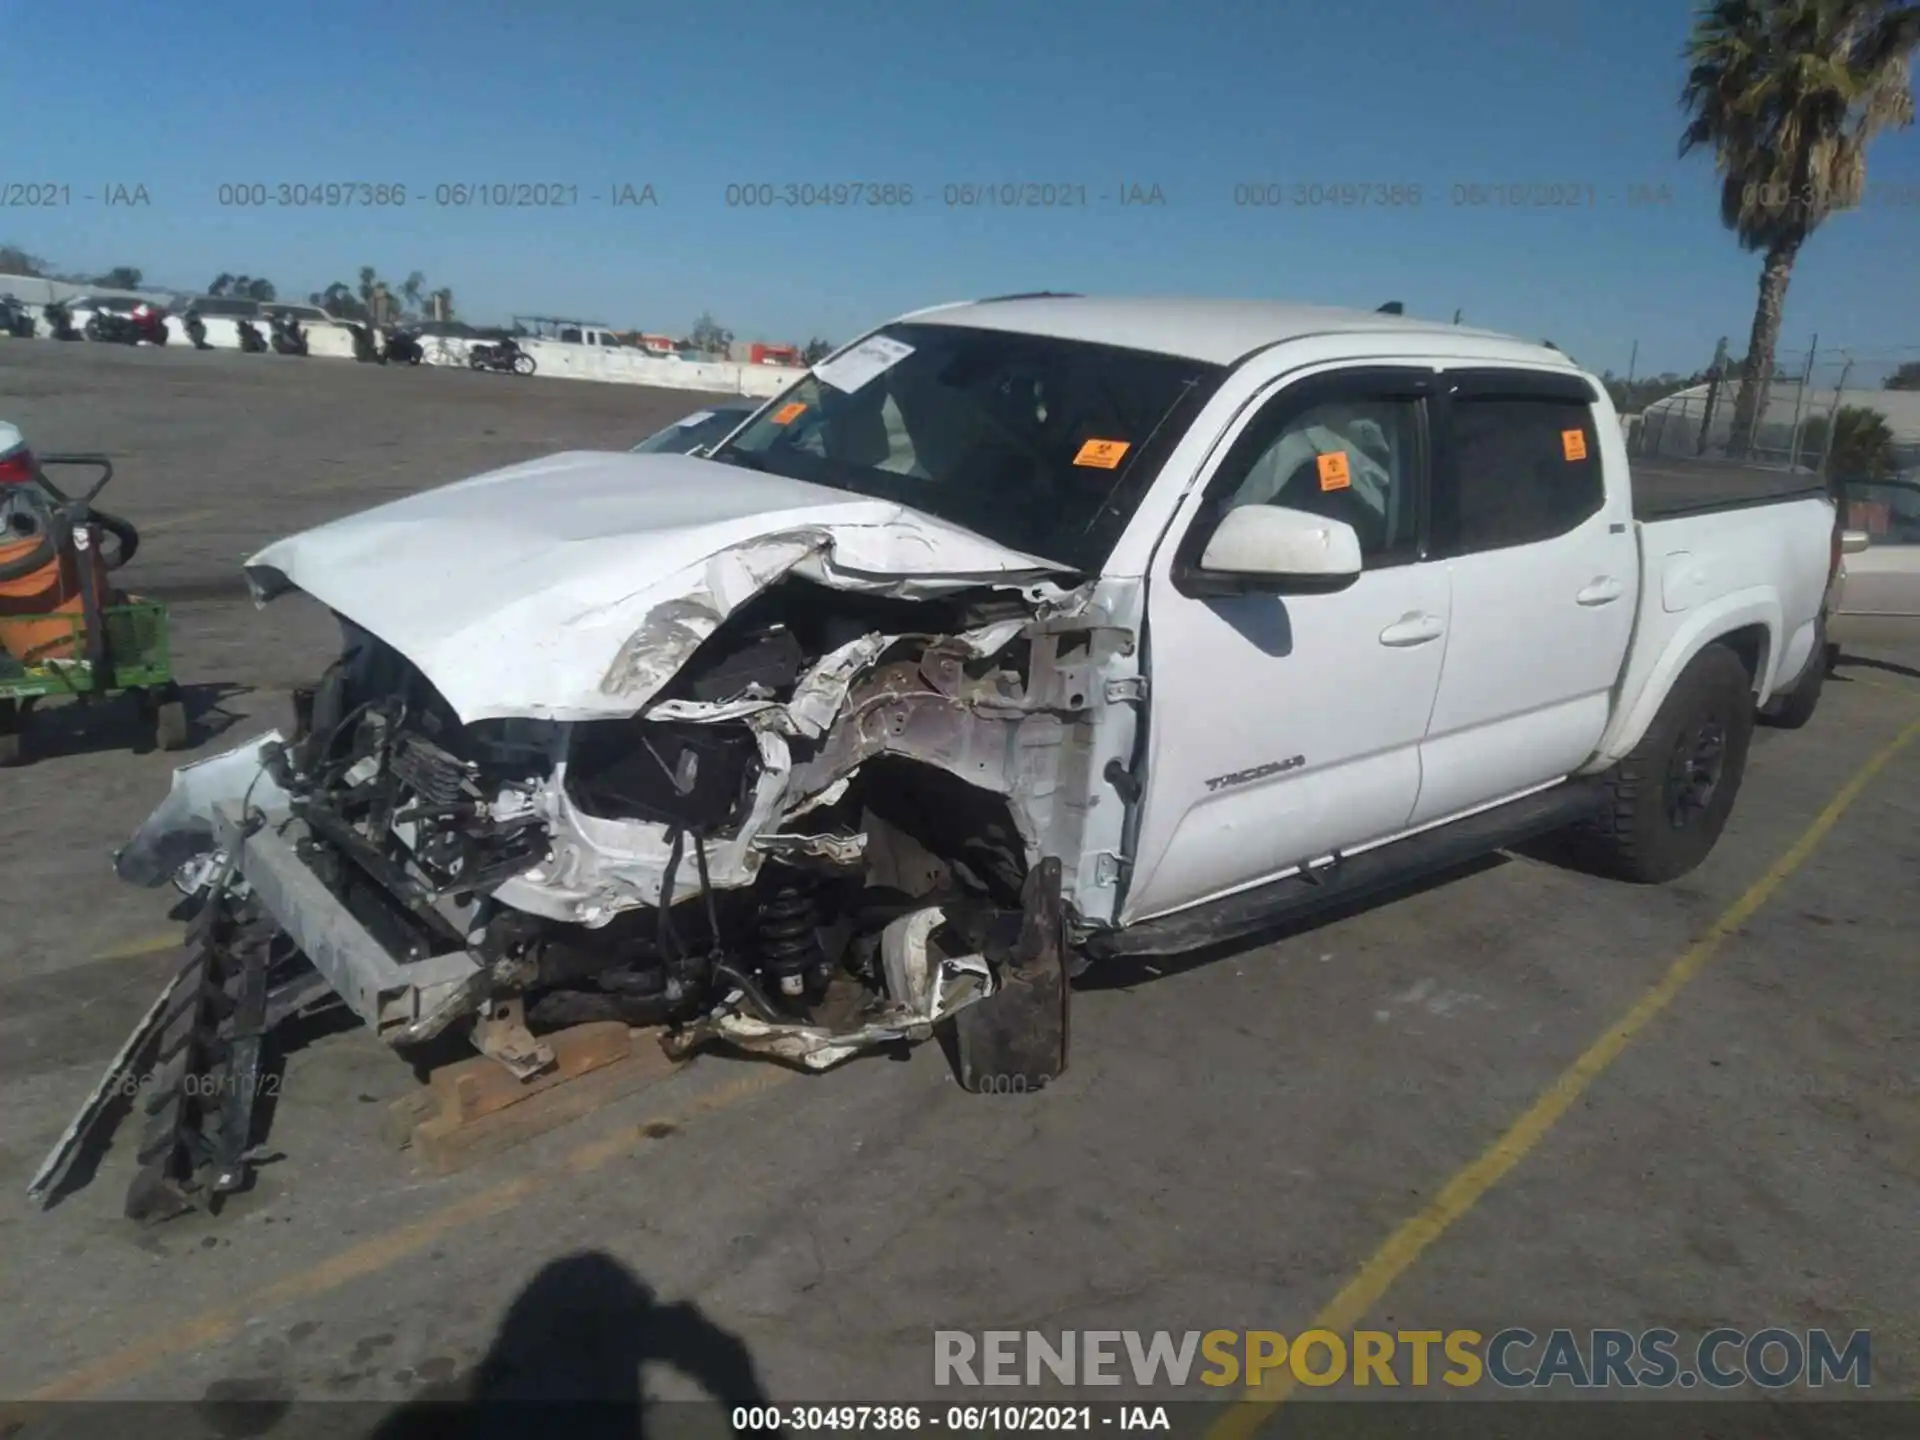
[[1571, 643, 1755, 884]]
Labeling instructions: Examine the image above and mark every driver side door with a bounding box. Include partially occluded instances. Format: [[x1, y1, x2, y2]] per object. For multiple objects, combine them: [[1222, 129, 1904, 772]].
[[1120, 367, 1449, 924]]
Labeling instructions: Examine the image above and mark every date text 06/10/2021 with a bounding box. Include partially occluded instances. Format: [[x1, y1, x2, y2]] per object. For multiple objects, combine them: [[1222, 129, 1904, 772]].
[[722, 182, 1169, 208], [730, 1407, 1169, 1433], [210, 182, 659, 209]]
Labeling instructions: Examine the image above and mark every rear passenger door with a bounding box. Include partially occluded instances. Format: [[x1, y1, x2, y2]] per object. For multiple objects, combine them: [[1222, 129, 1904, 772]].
[[1409, 369, 1637, 826]]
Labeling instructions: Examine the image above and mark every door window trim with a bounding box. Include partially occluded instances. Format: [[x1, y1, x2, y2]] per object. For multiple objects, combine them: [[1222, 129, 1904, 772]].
[[1169, 366, 1437, 599], [1427, 367, 1607, 562]]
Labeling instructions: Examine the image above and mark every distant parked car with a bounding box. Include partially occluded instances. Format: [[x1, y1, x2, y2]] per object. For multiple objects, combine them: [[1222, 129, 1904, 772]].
[[631, 399, 758, 455], [1832, 474, 1920, 652]]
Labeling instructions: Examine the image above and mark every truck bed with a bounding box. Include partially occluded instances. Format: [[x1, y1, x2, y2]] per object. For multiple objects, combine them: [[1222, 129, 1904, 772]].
[[1630, 455, 1828, 521]]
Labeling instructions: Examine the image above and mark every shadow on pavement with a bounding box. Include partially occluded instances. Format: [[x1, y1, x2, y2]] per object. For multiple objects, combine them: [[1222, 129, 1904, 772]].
[[1835, 653, 1920, 683], [366, 1250, 772, 1438]]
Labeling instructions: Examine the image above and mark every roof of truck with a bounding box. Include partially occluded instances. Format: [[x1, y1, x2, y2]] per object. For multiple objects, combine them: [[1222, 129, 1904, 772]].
[[901, 294, 1559, 368]]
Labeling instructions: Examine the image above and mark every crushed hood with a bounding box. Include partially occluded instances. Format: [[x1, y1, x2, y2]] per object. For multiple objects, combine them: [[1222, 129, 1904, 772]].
[[245, 451, 1076, 724]]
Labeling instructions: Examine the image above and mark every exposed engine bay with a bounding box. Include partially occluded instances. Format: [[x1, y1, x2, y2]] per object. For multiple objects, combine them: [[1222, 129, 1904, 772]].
[[223, 572, 1122, 1070], [34, 452, 1148, 1219]]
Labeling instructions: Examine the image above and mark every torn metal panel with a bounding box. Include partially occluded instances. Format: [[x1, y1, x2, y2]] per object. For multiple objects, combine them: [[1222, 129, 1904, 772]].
[[114, 730, 289, 887]]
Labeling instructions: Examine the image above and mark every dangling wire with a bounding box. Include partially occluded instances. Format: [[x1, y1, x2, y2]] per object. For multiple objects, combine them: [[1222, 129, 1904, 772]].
[[691, 830, 722, 954], [656, 826, 685, 961]]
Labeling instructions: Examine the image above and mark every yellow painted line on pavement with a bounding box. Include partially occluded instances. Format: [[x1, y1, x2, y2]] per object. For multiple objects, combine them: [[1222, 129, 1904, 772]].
[[89, 931, 185, 962], [1208, 709, 1920, 1440], [19, 1065, 796, 1402], [138, 509, 218, 535]]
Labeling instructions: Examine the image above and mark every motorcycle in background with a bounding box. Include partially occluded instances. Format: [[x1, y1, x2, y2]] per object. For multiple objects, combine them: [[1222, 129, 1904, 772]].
[[83, 311, 138, 344], [268, 313, 308, 356], [43, 301, 79, 341], [468, 337, 536, 376], [348, 323, 379, 363], [236, 318, 267, 353], [83, 303, 169, 346], [0, 296, 35, 338], [130, 302, 169, 345], [184, 313, 212, 350], [382, 327, 424, 365]]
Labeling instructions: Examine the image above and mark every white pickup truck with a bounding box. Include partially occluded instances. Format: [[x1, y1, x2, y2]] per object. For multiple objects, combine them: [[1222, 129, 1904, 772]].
[[56, 297, 1838, 1215]]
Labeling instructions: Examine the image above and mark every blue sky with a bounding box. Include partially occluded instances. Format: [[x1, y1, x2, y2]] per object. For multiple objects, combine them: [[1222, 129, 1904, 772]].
[[7, 0, 1918, 378]]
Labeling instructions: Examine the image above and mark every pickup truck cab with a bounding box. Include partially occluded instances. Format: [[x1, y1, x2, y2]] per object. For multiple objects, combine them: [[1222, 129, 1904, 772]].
[[91, 297, 1837, 1200]]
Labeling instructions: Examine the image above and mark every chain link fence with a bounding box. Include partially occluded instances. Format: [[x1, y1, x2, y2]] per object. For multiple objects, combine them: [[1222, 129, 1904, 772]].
[[1628, 340, 1920, 480]]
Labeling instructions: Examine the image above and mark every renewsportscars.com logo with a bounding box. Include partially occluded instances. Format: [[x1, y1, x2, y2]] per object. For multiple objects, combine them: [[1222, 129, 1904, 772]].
[[933, 1328, 1871, 1391]]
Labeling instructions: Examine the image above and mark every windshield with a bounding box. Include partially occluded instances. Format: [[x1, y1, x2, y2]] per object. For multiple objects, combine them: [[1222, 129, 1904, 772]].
[[634, 407, 753, 455], [708, 322, 1220, 571]]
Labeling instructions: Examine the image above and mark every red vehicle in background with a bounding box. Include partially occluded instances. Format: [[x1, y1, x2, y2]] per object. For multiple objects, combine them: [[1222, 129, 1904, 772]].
[[77, 296, 170, 346]]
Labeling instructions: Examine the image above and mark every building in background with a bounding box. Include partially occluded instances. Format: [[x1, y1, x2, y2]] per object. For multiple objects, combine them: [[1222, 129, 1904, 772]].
[[1637, 385, 1920, 474], [731, 340, 802, 366]]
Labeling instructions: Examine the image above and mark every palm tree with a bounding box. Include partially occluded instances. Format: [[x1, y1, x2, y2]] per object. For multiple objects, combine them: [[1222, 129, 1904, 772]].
[[401, 270, 426, 315], [1679, 0, 1920, 456], [1799, 403, 1901, 476]]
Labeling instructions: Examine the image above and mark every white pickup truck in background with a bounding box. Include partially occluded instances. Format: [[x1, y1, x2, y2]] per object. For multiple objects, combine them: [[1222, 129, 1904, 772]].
[[60, 296, 1839, 1217]]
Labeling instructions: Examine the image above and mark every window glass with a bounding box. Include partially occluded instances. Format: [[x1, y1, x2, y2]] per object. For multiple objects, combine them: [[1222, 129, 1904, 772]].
[[710, 322, 1218, 571], [1436, 396, 1603, 553], [1215, 397, 1420, 561]]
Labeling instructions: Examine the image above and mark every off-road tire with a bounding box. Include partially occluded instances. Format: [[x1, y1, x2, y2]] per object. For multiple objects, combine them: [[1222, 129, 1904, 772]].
[[1758, 623, 1826, 731], [1567, 643, 1755, 884]]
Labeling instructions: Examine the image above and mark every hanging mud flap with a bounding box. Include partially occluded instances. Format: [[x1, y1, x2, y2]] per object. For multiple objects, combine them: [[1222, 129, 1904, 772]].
[[951, 857, 1069, 1093], [123, 876, 327, 1223], [29, 859, 331, 1221]]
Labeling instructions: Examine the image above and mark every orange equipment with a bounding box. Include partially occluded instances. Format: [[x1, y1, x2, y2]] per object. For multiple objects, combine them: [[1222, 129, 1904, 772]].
[[0, 441, 132, 663]]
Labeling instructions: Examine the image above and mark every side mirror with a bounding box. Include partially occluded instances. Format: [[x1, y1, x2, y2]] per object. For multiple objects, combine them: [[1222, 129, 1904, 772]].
[[1189, 505, 1363, 597], [1840, 529, 1870, 555]]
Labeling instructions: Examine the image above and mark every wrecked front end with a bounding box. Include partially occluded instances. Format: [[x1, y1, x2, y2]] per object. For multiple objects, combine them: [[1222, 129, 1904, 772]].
[[89, 483, 1145, 1106], [217, 575, 1119, 1071]]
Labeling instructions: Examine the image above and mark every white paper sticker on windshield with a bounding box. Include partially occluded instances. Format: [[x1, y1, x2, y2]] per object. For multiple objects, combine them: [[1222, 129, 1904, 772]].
[[675, 410, 716, 428], [813, 335, 915, 393]]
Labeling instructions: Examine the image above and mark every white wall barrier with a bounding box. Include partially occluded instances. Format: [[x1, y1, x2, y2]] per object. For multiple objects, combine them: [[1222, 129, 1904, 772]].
[[8, 296, 807, 399]]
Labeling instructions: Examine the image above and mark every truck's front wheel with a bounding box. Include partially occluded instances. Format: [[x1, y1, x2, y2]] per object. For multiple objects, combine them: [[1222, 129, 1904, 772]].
[[1571, 643, 1755, 884]]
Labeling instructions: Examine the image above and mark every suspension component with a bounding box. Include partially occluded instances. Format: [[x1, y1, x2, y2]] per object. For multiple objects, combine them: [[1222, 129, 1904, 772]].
[[756, 877, 823, 999]]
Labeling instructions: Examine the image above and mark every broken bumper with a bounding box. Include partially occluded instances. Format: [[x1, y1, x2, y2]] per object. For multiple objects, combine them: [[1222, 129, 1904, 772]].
[[207, 800, 487, 1043]]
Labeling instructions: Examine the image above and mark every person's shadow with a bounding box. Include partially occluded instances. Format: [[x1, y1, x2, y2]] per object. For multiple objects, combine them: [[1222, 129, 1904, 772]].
[[369, 1250, 774, 1439]]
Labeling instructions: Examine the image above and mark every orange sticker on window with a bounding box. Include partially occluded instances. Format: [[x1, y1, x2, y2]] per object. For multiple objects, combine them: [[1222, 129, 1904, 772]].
[[1316, 451, 1352, 491], [771, 401, 808, 425], [1561, 428, 1588, 461], [1073, 438, 1132, 469]]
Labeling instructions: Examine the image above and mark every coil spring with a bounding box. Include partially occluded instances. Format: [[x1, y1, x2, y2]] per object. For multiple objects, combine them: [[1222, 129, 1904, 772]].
[[757, 882, 821, 981]]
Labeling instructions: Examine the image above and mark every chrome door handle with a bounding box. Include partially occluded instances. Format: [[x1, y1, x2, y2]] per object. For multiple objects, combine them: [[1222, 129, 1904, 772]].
[[1379, 612, 1445, 647], [1576, 577, 1625, 606]]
